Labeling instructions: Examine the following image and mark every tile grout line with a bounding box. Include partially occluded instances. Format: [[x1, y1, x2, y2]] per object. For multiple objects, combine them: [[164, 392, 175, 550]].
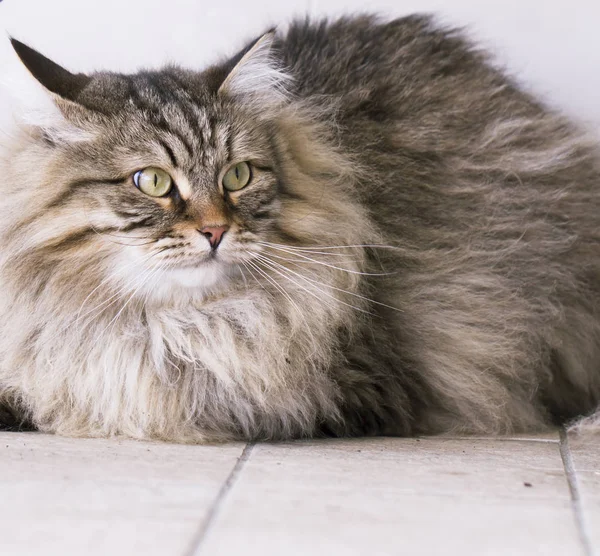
[[439, 436, 559, 443], [559, 427, 596, 556], [183, 442, 255, 556]]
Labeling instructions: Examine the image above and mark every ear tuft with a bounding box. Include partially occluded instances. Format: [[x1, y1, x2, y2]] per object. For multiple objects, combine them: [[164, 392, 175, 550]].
[[10, 38, 91, 101], [218, 31, 291, 106]]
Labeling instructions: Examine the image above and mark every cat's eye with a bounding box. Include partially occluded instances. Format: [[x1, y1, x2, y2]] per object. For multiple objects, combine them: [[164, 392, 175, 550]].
[[222, 161, 251, 192], [133, 167, 173, 197]]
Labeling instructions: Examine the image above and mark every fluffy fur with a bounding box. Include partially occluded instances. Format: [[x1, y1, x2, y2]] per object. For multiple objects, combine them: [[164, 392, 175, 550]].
[[0, 14, 599, 441]]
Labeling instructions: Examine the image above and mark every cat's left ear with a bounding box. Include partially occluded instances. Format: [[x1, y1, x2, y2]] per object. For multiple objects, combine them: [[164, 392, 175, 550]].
[[10, 38, 91, 103], [218, 30, 291, 106]]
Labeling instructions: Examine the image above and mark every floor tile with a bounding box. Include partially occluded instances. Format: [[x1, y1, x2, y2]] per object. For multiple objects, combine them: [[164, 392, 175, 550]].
[[567, 433, 600, 554], [0, 432, 245, 556], [196, 437, 583, 556]]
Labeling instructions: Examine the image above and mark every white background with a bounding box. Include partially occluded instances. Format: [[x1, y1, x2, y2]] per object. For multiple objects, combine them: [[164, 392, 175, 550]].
[[1, 0, 599, 131]]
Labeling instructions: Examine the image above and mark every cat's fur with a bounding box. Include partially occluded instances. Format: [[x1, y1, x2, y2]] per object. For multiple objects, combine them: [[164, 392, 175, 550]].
[[0, 14, 599, 441]]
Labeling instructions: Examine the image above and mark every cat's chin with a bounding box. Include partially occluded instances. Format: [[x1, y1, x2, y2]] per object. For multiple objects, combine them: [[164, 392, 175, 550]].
[[145, 261, 232, 303]]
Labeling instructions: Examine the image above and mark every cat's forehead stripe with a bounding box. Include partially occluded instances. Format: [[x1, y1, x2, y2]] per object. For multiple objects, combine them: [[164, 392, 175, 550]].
[[127, 77, 200, 161], [125, 74, 234, 169]]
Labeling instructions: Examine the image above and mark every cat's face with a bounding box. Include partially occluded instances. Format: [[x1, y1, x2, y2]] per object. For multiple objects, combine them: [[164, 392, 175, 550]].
[[3, 35, 308, 303], [46, 83, 281, 298]]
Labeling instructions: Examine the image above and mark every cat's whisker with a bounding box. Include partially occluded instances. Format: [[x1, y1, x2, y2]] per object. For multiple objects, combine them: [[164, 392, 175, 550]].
[[253, 257, 342, 316], [98, 260, 167, 340], [242, 259, 322, 355], [253, 254, 374, 316], [240, 261, 274, 301], [81, 205, 156, 248], [255, 253, 404, 314], [45, 246, 168, 355], [87, 223, 155, 247], [259, 247, 359, 260], [254, 253, 373, 315], [139, 261, 170, 331], [243, 257, 329, 358], [33, 258, 153, 354], [244, 257, 307, 322], [237, 265, 250, 290], [260, 241, 403, 252], [94, 234, 155, 248], [75, 273, 147, 330], [41, 255, 163, 354], [72, 269, 162, 337], [75, 249, 159, 322], [255, 250, 360, 266], [248, 256, 330, 322], [256, 242, 356, 257], [3, 222, 152, 275], [258, 243, 394, 276]]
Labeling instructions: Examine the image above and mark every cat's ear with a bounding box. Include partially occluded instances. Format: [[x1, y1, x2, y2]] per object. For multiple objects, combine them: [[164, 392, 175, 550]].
[[10, 38, 91, 103], [9, 38, 100, 141], [218, 30, 291, 106]]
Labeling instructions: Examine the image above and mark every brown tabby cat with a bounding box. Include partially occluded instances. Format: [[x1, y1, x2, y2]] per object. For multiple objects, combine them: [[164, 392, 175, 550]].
[[0, 15, 598, 441]]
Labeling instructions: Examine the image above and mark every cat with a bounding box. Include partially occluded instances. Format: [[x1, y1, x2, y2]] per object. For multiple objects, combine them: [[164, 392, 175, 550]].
[[0, 14, 598, 442]]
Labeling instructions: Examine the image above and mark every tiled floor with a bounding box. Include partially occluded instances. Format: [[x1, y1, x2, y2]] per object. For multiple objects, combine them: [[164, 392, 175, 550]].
[[0, 430, 597, 556]]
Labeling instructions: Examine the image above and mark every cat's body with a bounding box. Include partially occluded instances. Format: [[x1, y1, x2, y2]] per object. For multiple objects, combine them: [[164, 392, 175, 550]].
[[0, 14, 599, 441]]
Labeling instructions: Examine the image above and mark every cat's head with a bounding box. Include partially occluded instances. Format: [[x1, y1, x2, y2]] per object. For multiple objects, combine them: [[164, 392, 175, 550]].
[[1, 33, 366, 307]]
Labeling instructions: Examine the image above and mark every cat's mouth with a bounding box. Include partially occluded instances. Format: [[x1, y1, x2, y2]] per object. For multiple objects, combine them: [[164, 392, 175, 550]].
[[160, 245, 228, 269], [167, 247, 249, 274]]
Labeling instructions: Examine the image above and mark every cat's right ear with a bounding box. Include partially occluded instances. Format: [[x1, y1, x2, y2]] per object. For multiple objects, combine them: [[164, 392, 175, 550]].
[[10, 38, 91, 103], [9, 38, 100, 141]]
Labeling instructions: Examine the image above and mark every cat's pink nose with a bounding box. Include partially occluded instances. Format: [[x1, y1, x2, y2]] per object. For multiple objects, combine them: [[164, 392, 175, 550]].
[[200, 225, 229, 249]]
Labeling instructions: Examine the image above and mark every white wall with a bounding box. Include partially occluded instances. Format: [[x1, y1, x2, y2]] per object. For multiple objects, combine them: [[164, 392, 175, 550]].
[[1, 0, 599, 131]]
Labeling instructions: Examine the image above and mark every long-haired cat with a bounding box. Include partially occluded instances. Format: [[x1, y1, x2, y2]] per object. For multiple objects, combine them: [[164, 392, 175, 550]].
[[0, 14, 598, 441]]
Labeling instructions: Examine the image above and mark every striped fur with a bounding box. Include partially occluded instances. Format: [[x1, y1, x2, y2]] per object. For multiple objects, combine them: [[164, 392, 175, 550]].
[[0, 14, 599, 441]]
